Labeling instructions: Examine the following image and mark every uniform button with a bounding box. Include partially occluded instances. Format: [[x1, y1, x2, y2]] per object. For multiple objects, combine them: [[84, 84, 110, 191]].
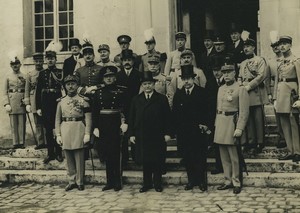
[[111, 107, 113, 109], [101, 102, 103, 104], [112, 102, 114, 104], [113, 97, 116, 99]]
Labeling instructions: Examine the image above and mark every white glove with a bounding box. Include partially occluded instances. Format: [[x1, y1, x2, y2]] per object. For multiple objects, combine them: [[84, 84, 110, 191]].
[[130, 136, 136, 144], [93, 128, 100, 138], [273, 100, 277, 111], [120, 123, 128, 133], [83, 134, 90, 144], [233, 129, 243, 137], [5, 105, 12, 113], [56, 136, 62, 146], [268, 94, 273, 103], [26, 105, 32, 113], [292, 100, 300, 108], [37, 109, 42, 116], [244, 85, 251, 92], [199, 124, 208, 133], [85, 86, 97, 94], [164, 135, 171, 142]]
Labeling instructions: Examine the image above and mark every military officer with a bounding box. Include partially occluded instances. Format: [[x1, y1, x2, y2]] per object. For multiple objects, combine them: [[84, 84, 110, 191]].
[[3, 56, 26, 149], [62, 38, 82, 77], [55, 75, 92, 191], [238, 38, 268, 155], [128, 71, 172, 193], [92, 66, 127, 192], [164, 32, 197, 76], [74, 41, 104, 96], [169, 49, 207, 93], [97, 44, 118, 68], [172, 65, 211, 191], [24, 52, 46, 149], [215, 64, 249, 194], [36, 50, 63, 164], [274, 36, 300, 162], [116, 49, 141, 165], [113, 35, 139, 70], [139, 31, 167, 73]]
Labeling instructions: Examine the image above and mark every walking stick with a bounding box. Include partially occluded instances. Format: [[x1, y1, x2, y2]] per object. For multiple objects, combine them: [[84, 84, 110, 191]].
[[26, 112, 38, 145]]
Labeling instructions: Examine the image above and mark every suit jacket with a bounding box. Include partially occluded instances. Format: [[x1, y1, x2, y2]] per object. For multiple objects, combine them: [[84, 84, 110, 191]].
[[62, 54, 83, 77], [116, 68, 141, 120], [172, 85, 211, 156], [227, 39, 246, 65], [199, 47, 217, 71], [128, 91, 171, 164]]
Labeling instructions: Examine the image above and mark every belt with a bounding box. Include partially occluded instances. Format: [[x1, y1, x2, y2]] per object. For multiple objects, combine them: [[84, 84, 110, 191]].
[[100, 109, 120, 115], [278, 78, 297, 82], [217, 110, 238, 116], [42, 88, 60, 93], [62, 117, 84, 122], [8, 89, 25, 93], [242, 78, 254, 82]]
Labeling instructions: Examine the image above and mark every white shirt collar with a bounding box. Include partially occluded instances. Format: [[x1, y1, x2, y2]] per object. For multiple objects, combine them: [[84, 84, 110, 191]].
[[186, 84, 195, 94], [145, 91, 154, 99]]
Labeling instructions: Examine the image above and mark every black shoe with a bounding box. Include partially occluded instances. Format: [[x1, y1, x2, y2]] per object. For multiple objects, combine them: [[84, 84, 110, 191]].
[[35, 144, 47, 150], [65, 183, 78, 191], [114, 184, 122, 191], [78, 185, 85, 191], [248, 148, 257, 156], [257, 144, 265, 153], [233, 187, 241, 194], [18, 144, 25, 149], [276, 143, 287, 149], [43, 156, 55, 164], [199, 184, 207, 192], [278, 154, 294, 161], [56, 155, 63, 162], [102, 185, 114, 191], [139, 186, 149, 193], [211, 169, 223, 175], [293, 154, 300, 162], [184, 183, 194, 191], [155, 186, 163, 192], [217, 184, 233, 190]]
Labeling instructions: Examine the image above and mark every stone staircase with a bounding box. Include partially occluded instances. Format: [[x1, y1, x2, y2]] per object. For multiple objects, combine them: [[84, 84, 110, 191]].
[[1, 104, 300, 189]]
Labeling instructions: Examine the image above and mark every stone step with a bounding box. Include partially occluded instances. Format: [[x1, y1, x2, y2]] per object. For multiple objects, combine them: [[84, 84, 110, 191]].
[[0, 170, 300, 189], [264, 104, 275, 115], [1, 154, 299, 173]]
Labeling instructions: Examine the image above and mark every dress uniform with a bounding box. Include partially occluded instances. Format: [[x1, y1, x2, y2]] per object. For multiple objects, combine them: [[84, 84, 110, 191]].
[[164, 32, 197, 76], [92, 66, 127, 191], [238, 39, 268, 154], [215, 64, 249, 194], [128, 71, 172, 193], [172, 65, 211, 191], [3, 57, 26, 148], [24, 53, 46, 149], [96, 44, 119, 68], [62, 38, 83, 77], [55, 75, 92, 191], [116, 50, 141, 164], [36, 51, 63, 163], [113, 35, 139, 70], [139, 34, 167, 73], [274, 36, 300, 162]]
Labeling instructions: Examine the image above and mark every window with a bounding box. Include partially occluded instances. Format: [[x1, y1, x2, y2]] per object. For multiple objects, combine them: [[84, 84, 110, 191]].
[[34, 0, 74, 52]]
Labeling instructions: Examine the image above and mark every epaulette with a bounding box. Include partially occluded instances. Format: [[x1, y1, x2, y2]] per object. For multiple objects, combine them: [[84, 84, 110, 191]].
[[78, 94, 90, 101], [142, 53, 147, 56], [117, 85, 127, 89], [56, 96, 65, 102]]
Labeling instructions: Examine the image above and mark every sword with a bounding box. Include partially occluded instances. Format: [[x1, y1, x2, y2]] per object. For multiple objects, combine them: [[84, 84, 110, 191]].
[[26, 112, 38, 145]]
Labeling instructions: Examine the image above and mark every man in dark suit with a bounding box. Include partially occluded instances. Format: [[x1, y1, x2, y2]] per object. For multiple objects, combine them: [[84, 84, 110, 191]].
[[128, 71, 172, 193], [199, 30, 216, 71], [62, 38, 82, 77], [172, 65, 211, 191], [116, 49, 141, 165]]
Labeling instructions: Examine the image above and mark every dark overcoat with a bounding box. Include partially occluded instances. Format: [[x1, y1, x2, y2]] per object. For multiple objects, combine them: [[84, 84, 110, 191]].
[[128, 91, 171, 165], [62, 54, 83, 77]]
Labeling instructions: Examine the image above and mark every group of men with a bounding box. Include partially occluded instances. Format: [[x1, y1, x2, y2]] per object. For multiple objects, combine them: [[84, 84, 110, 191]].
[[3, 26, 300, 194]]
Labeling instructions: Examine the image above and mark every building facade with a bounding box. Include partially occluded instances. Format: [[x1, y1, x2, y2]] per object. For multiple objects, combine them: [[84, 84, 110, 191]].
[[0, 0, 299, 139]]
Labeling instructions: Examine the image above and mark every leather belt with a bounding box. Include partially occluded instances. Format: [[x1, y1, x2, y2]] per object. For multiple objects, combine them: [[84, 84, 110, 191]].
[[42, 88, 60, 93], [217, 110, 238, 116], [100, 109, 120, 115], [278, 78, 297, 82], [62, 117, 84, 122], [8, 89, 25, 93]]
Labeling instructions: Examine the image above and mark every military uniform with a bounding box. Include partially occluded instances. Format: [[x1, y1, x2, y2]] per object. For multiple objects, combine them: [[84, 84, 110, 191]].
[[36, 65, 63, 160], [239, 54, 268, 150], [55, 91, 92, 187], [92, 75, 127, 190], [24, 68, 46, 147], [3, 69, 26, 147], [139, 51, 167, 73], [274, 53, 300, 158]]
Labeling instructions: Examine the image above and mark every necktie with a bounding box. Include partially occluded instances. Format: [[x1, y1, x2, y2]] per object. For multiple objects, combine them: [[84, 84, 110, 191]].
[[126, 70, 130, 76], [186, 90, 190, 95], [217, 78, 220, 85], [147, 94, 150, 100]]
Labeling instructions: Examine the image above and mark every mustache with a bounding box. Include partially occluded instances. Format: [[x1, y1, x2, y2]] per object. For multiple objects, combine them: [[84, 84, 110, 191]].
[[124, 63, 131, 66]]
